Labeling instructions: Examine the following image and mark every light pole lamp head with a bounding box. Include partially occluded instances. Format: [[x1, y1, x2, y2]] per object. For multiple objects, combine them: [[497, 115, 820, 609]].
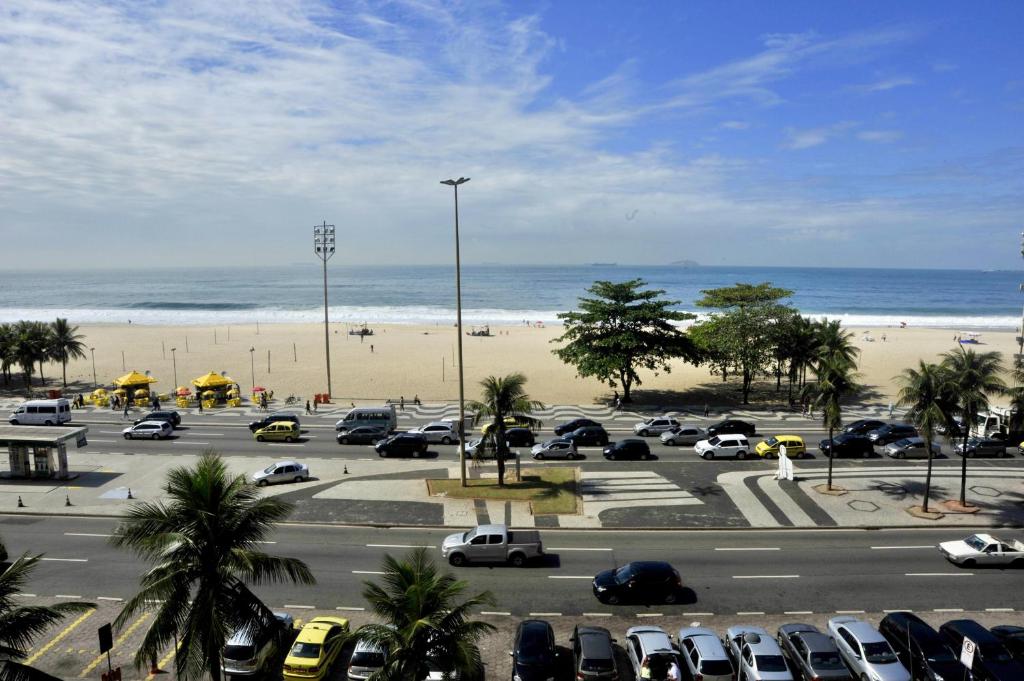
[[441, 177, 470, 186], [250, 346, 255, 353]]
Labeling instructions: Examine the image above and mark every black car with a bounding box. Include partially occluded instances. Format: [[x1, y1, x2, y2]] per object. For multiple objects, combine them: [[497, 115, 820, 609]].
[[706, 419, 756, 437], [571, 625, 617, 681], [336, 425, 387, 445], [842, 419, 885, 435], [818, 432, 873, 458], [563, 426, 610, 447], [939, 620, 1024, 681], [511, 619, 558, 681], [249, 412, 301, 433], [776, 623, 851, 681], [602, 439, 653, 460], [375, 432, 429, 457], [867, 423, 917, 446], [991, 625, 1024, 663], [879, 612, 964, 681], [134, 410, 181, 428], [506, 427, 536, 447], [592, 561, 683, 605], [554, 418, 602, 436]]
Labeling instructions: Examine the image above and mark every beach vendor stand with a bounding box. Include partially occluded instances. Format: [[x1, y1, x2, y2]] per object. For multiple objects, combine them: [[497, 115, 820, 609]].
[[175, 386, 192, 409], [113, 370, 158, 407], [191, 372, 235, 409], [89, 387, 109, 407], [226, 384, 242, 408]]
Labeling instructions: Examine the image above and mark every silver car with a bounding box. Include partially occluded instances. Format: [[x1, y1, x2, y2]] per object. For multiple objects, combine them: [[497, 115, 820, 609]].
[[347, 636, 388, 680], [677, 627, 733, 681], [410, 421, 460, 444], [725, 626, 793, 681], [633, 417, 680, 436], [222, 612, 294, 678], [530, 438, 580, 460], [883, 437, 942, 459], [827, 617, 910, 681], [122, 420, 173, 440], [661, 425, 707, 446], [251, 460, 310, 486]]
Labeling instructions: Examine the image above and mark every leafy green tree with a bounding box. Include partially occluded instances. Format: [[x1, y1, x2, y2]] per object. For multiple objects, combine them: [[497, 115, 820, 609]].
[[695, 282, 794, 309], [807, 356, 860, 490], [687, 316, 731, 383], [941, 348, 1006, 505], [354, 548, 495, 681], [814, 318, 859, 370], [784, 315, 819, 400], [897, 361, 957, 513], [553, 279, 698, 402], [0, 324, 15, 387], [111, 453, 315, 681], [1, 551, 95, 681], [12, 321, 49, 390], [49, 318, 87, 388], [467, 373, 542, 487]]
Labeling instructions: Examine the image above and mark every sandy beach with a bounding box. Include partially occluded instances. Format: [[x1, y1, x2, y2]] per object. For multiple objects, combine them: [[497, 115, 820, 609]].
[[10, 321, 1018, 408]]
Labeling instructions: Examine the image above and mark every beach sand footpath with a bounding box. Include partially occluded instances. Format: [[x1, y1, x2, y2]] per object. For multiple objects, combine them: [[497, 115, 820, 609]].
[[37, 323, 1021, 406]]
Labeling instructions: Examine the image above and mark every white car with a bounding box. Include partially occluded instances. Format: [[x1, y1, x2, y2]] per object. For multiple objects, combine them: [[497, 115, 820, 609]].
[[938, 533, 1024, 567], [661, 425, 707, 446], [530, 438, 580, 460], [410, 421, 460, 444], [122, 420, 173, 440], [676, 627, 734, 681], [625, 626, 681, 681], [251, 460, 310, 486], [633, 417, 680, 436], [725, 626, 793, 681], [827, 617, 910, 681], [694, 435, 751, 460]]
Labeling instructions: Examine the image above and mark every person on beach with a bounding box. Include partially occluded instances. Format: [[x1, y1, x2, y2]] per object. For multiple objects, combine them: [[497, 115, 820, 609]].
[[370, 344, 374, 353], [400, 396, 405, 411], [305, 400, 312, 415]]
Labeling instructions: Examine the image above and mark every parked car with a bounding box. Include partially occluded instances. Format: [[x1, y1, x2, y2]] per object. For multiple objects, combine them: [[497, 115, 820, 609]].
[[706, 419, 756, 437], [249, 412, 300, 433], [634, 417, 680, 436], [990, 625, 1024, 663], [954, 436, 1009, 458], [336, 425, 387, 445], [676, 626, 734, 681], [660, 425, 707, 446], [375, 432, 429, 457], [510, 619, 558, 681], [563, 426, 610, 447], [122, 420, 173, 440], [776, 623, 850, 681], [602, 439, 652, 460], [531, 438, 580, 460], [254, 421, 300, 443], [843, 419, 886, 435], [755, 435, 806, 459], [694, 435, 751, 460], [347, 636, 388, 681], [554, 418, 602, 436], [938, 620, 1024, 681], [222, 612, 295, 678], [571, 625, 618, 681], [867, 424, 918, 446], [441, 524, 543, 567], [409, 421, 460, 445], [819, 433, 873, 458], [592, 561, 683, 605], [938, 533, 1024, 567], [878, 612, 963, 681], [884, 437, 942, 459], [625, 626, 681, 681], [252, 460, 310, 486], [827, 616, 910, 681], [282, 616, 349, 681], [134, 410, 181, 427], [725, 626, 793, 681]]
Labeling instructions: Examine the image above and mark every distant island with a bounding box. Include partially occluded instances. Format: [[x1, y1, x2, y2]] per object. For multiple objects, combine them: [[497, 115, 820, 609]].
[[667, 259, 700, 267], [589, 262, 617, 266]]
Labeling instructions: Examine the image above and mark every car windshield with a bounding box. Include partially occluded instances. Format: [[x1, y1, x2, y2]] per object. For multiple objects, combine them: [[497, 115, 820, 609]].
[[964, 535, 987, 551], [809, 652, 845, 669], [464, 528, 479, 542], [763, 436, 779, 446], [892, 438, 911, 447], [863, 642, 898, 664], [350, 651, 385, 667], [613, 565, 635, 584], [289, 642, 321, 658], [920, 644, 956, 663], [708, 436, 721, 446], [223, 644, 256, 661], [700, 659, 733, 675], [755, 655, 787, 672], [262, 464, 276, 474], [980, 645, 1013, 663]]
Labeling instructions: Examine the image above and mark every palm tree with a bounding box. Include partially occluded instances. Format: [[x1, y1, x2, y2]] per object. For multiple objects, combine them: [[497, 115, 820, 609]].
[[814, 318, 859, 371], [808, 356, 860, 491], [467, 373, 543, 487], [1, 551, 95, 681], [355, 547, 495, 681], [941, 348, 1006, 506], [111, 452, 315, 681], [0, 323, 15, 386], [49, 318, 87, 388], [897, 361, 957, 513], [12, 321, 47, 390]]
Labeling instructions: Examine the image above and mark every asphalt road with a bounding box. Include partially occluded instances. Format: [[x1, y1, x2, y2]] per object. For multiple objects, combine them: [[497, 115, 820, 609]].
[[3, 516, 1022, 616]]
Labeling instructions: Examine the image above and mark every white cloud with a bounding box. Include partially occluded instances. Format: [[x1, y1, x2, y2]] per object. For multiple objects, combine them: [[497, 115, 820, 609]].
[[850, 76, 915, 93], [783, 121, 858, 149], [719, 120, 750, 130], [858, 130, 903, 143]]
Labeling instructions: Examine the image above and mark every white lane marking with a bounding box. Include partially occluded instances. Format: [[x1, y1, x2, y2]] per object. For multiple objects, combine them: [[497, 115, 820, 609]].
[[41, 558, 88, 563], [883, 609, 911, 613], [785, 611, 814, 615], [737, 611, 765, 615], [56, 594, 82, 599], [366, 544, 435, 549], [64, 533, 113, 538], [871, 545, 934, 550], [529, 612, 562, 616], [479, 611, 512, 616], [268, 443, 306, 447], [198, 433, 225, 436], [88, 439, 115, 443], [905, 573, 973, 577], [352, 570, 385, 575], [336, 606, 365, 611], [715, 547, 780, 551], [733, 574, 799, 579], [933, 608, 965, 613], [255, 541, 277, 545], [97, 596, 123, 602], [547, 575, 594, 580], [548, 547, 613, 552], [583, 613, 612, 617], [284, 604, 315, 609], [836, 610, 865, 614], [636, 613, 663, 618], [685, 612, 715, 616], [174, 441, 209, 445], [15, 593, 37, 598], [986, 608, 1015, 612]]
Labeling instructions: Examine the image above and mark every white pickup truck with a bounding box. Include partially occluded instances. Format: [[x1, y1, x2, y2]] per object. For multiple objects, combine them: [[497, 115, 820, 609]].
[[441, 524, 543, 567], [938, 533, 1024, 567]]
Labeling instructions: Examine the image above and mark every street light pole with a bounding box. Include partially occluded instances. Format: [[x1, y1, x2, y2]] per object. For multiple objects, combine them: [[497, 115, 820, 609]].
[[170, 347, 177, 388], [441, 177, 470, 487], [313, 222, 336, 398], [90, 347, 97, 388], [249, 347, 256, 393]]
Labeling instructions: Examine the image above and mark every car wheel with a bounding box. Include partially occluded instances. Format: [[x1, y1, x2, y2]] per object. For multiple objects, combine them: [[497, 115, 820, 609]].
[[124, 433, 130, 439], [442, 436, 452, 445], [663, 591, 678, 604], [448, 553, 466, 567], [257, 479, 268, 487], [966, 450, 975, 458], [379, 451, 386, 457], [863, 449, 871, 458], [285, 436, 294, 443], [509, 553, 527, 567], [605, 593, 620, 605], [736, 451, 747, 460], [895, 451, 905, 459], [702, 451, 714, 460], [293, 476, 303, 483], [963, 559, 976, 568], [665, 439, 675, 446], [152, 433, 158, 440], [256, 435, 265, 442], [1012, 558, 1024, 568], [643, 453, 653, 460], [44, 420, 54, 426], [639, 429, 649, 437], [340, 437, 349, 444]]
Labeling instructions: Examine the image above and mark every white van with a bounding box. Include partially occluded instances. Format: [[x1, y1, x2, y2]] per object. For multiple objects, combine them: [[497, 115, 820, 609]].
[[336, 405, 398, 433], [9, 398, 72, 426]]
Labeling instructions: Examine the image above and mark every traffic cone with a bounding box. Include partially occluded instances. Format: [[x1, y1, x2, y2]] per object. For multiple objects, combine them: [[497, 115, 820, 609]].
[[17, 495, 24, 508], [126, 487, 134, 499], [343, 465, 349, 474], [65, 493, 72, 507]]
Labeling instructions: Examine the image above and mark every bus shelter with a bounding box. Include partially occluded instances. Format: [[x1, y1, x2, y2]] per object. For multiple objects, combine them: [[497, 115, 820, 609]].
[[0, 425, 89, 481]]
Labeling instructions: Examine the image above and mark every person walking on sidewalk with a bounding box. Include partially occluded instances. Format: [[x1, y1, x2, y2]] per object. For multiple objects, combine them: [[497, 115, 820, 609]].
[[305, 400, 312, 415], [703, 403, 710, 417], [400, 396, 405, 411], [122, 400, 130, 419]]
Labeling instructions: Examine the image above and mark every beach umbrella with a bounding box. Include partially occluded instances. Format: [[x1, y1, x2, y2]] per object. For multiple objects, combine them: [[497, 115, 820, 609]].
[[176, 386, 191, 396], [113, 370, 158, 387], [192, 372, 235, 389], [253, 386, 266, 392]]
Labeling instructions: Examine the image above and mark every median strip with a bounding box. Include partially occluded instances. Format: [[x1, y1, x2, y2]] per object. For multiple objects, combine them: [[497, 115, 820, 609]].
[[64, 533, 113, 538]]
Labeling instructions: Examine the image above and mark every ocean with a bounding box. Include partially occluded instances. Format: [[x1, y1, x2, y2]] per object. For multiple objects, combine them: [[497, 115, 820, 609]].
[[0, 265, 1020, 329]]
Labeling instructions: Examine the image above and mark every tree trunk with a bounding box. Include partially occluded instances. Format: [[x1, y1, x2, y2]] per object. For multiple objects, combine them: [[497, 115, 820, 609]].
[[741, 367, 752, 404], [959, 427, 970, 506], [620, 370, 633, 402], [38, 360, 45, 385], [827, 426, 834, 490], [495, 417, 507, 487], [922, 436, 933, 513], [62, 357, 68, 387]]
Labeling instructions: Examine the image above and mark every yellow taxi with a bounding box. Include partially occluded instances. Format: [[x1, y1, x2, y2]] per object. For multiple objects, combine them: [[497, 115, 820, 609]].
[[754, 434, 806, 459], [254, 421, 300, 443], [481, 416, 533, 437], [282, 616, 349, 680]]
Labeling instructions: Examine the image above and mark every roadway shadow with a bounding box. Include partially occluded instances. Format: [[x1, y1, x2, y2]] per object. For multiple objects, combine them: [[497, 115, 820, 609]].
[[0, 470, 124, 488]]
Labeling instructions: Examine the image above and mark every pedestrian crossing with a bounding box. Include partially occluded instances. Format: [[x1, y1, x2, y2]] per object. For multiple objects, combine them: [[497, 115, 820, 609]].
[[579, 470, 702, 519]]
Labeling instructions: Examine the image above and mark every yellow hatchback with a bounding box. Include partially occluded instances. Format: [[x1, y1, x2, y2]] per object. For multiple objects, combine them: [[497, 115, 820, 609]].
[[254, 422, 300, 443], [754, 434, 806, 459], [282, 616, 349, 681]]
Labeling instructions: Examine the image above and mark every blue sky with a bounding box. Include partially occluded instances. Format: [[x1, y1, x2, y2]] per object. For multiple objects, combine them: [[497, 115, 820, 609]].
[[0, 1, 1021, 268]]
